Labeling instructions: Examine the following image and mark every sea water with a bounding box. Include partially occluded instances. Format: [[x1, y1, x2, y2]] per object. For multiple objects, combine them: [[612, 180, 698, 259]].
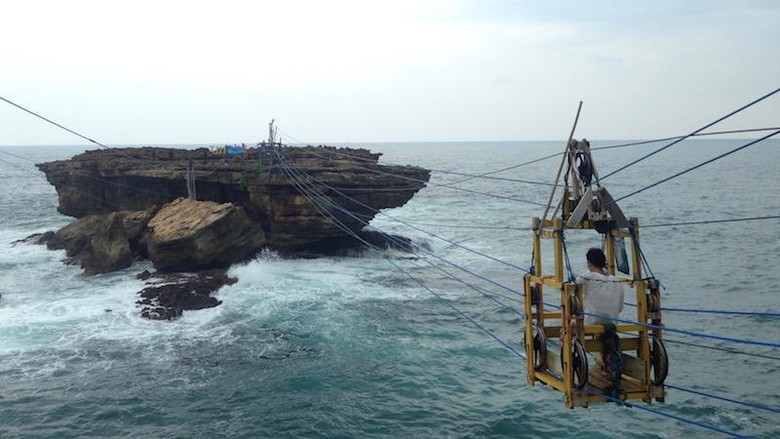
[[0, 140, 778, 438]]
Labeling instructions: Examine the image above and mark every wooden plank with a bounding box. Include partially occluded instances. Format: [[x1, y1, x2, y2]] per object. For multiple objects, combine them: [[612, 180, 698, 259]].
[[543, 326, 562, 338], [535, 371, 567, 392], [586, 369, 644, 393], [621, 354, 646, 383]]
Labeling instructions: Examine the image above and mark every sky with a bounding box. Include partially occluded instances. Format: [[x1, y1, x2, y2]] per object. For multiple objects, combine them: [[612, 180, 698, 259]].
[[1, 0, 778, 145]]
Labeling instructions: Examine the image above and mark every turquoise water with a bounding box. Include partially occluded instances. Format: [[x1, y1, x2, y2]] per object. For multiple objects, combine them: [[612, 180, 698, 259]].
[[0, 140, 778, 438]]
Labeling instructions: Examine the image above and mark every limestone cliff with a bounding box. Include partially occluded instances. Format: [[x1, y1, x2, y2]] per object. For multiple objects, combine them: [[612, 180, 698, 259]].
[[36, 145, 430, 253]]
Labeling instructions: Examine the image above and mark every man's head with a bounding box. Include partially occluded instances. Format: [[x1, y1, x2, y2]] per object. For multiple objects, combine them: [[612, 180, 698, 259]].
[[586, 247, 607, 271]]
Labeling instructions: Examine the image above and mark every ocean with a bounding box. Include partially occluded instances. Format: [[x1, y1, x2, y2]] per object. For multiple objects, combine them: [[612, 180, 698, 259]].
[[0, 139, 778, 438]]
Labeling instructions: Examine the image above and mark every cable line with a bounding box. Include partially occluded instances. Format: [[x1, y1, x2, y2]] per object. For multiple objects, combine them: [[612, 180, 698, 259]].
[[359, 213, 780, 232], [1, 96, 113, 149], [304, 147, 548, 207], [276, 145, 533, 274], [642, 215, 780, 228], [452, 126, 780, 184], [274, 144, 763, 439], [581, 310, 780, 348], [613, 129, 780, 203], [600, 87, 780, 180], [591, 126, 780, 152], [623, 303, 780, 318], [272, 146, 526, 358], [302, 145, 554, 187], [414, 259, 524, 312], [589, 390, 749, 439], [280, 141, 780, 351], [278, 155, 525, 314], [393, 222, 532, 231], [317, 179, 531, 273], [663, 338, 780, 362], [666, 383, 780, 414], [395, 262, 526, 358], [273, 148, 527, 298]]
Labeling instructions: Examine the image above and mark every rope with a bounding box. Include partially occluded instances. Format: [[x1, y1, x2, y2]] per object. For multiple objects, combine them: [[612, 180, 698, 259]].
[[367, 214, 780, 233], [601, 87, 780, 180], [628, 227, 657, 281], [579, 310, 780, 348], [272, 146, 526, 358], [397, 222, 533, 231], [590, 127, 780, 152], [314, 179, 530, 273], [586, 390, 750, 438], [275, 145, 766, 439], [663, 338, 780, 362], [1, 96, 111, 149], [0, 96, 167, 166], [560, 230, 577, 283], [642, 215, 780, 228], [269, 144, 532, 274], [416, 260, 524, 311], [613, 130, 780, 204], [272, 148, 527, 299], [301, 147, 548, 207], [624, 303, 780, 318], [666, 384, 780, 414], [285, 144, 553, 187], [393, 259, 526, 359], [449, 126, 780, 185]]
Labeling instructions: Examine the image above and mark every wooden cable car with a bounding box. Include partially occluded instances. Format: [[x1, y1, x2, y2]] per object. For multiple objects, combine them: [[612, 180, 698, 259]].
[[523, 138, 668, 408]]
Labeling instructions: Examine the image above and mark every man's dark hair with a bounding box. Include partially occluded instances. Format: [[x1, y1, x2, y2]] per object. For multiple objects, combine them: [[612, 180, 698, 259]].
[[586, 247, 607, 269]]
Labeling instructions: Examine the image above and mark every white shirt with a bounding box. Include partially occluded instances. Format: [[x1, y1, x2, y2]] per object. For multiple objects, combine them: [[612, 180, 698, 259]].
[[576, 271, 624, 326]]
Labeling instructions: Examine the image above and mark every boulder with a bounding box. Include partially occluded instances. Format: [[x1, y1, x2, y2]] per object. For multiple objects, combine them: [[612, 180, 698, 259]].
[[48, 212, 133, 275], [146, 198, 266, 271]]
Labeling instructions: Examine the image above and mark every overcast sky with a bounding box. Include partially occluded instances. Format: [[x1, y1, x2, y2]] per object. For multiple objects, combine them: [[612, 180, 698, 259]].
[[1, 0, 778, 145]]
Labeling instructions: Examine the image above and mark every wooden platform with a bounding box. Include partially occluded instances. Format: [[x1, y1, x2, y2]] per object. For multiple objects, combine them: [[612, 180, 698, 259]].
[[586, 369, 643, 394]]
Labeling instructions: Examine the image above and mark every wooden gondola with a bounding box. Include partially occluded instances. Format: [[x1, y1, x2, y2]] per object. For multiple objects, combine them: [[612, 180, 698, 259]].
[[523, 138, 668, 408]]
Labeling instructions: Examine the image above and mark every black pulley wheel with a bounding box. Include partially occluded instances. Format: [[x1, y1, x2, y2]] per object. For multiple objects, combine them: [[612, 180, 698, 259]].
[[650, 337, 669, 384], [524, 323, 547, 370], [561, 339, 589, 389]]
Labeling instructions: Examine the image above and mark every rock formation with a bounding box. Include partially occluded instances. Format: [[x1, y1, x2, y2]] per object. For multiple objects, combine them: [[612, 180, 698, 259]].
[[36, 145, 430, 252], [30, 145, 430, 319]]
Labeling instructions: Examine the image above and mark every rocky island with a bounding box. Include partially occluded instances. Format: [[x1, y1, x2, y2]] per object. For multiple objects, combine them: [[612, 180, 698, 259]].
[[31, 145, 430, 319]]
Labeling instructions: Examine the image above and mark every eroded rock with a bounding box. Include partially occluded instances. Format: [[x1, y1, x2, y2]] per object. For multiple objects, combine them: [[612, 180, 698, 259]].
[[146, 198, 266, 271], [136, 269, 237, 320], [35, 146, 431, 251], [46, 212, 133, 275]]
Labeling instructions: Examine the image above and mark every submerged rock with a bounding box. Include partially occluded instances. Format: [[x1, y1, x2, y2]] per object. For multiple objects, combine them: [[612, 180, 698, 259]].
[[136, 269, 237, 320]]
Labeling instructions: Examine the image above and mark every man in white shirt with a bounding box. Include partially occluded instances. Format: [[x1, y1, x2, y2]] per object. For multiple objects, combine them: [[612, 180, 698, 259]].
[[576, 247, 624, 326], [576, 247, 625, 384]]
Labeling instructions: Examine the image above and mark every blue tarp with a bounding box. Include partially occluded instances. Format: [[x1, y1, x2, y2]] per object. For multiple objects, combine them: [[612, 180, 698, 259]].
[[226, 145, 244, 156]]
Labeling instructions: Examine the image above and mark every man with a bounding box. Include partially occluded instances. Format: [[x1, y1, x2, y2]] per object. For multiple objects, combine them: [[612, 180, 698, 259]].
[[577, 247, 624, 326], [577, 247, 624, 387]]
